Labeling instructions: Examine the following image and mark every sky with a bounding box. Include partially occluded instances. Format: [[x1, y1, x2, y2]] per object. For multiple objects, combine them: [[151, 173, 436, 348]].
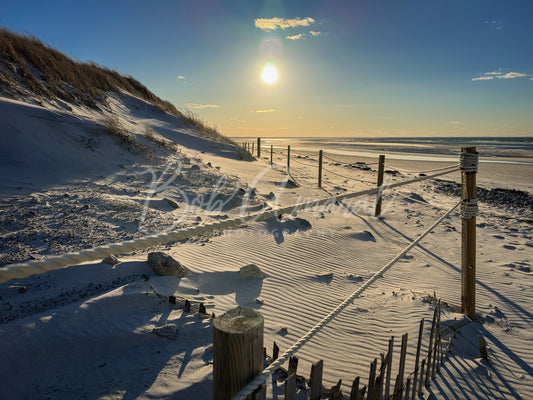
[[1, 0, 532, 138]]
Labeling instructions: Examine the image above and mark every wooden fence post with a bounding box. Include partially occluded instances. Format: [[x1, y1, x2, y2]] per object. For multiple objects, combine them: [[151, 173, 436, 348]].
[[374, 155, 385, 217], [318, 150, 323, 188], [461, 146, 477, 319], [397, 333, 408, 400], [287, 145, 291, 171], [252, 142, 255, 155], [257, 137, 261, 158], [309, 360, 324, 400], [411, 319, 424, 400], [270, 145, 273, 165], [384, 336, 394, 399], [213, 307, 264, 400]]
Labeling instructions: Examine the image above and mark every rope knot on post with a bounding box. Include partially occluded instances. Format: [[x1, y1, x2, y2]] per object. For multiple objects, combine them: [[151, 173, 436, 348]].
[[459, 151, 478, 174], [460, 199, 479, 219]]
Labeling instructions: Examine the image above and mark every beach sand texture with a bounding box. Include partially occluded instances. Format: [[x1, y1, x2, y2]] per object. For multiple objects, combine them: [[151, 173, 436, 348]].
[[1, 97, 532, 399]]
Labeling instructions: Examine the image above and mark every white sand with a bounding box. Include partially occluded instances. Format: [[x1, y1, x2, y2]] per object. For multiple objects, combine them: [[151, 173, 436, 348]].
[[1, 94, 532, 399]]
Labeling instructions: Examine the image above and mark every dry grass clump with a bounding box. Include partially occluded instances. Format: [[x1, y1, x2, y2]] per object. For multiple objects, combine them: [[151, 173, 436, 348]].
[[143, 124, 180, 153], [104, 116, 149, 155]]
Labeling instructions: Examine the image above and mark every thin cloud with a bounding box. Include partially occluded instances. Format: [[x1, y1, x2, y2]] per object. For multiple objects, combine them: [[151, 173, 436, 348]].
[[177, 75, 185, 79], [186, 103, 220, 109], [473, 71, 529, 81], [485, 20, 504, 31], [255, 109, 275, 113], [309, 31, 321, 37], [255, 17, 315, 31], [499, 72, 527, 79], [286, 33, 305, 40]]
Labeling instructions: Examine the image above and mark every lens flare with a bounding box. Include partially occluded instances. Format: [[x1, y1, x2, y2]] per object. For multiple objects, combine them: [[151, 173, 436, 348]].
[[261, 63, 278, 85]]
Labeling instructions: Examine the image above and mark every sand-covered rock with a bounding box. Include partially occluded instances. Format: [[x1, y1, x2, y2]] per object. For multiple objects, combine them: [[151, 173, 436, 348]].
[[152, 323, 178, 340], [148, 252, 187, 277], [239, 264, 266, 279]]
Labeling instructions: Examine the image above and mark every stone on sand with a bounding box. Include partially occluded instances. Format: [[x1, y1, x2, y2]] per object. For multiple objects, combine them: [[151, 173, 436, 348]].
[[148, 252, 187, 277], [239, 264, 267, 279]]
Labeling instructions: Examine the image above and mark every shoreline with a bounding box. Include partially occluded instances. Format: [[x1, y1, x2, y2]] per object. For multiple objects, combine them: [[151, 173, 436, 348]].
[[275, 147, 533, 193]]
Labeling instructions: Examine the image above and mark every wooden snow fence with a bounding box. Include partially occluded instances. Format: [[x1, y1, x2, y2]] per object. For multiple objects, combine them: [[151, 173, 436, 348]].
[[262, 298, 446, 400], [215, 297, 451, 400]]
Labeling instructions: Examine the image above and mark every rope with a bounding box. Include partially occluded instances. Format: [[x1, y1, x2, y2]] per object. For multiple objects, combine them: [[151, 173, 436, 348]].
[[289, 157, 318, 167], [461, 199, 479, 219], [0, 166, 460, 283], [290, 149, 317, 159], [459, 151, 478, 174], [322, 153, 353, 165], [389, 164, 458, 176], [322, 153, 380, 166], [231, 199, 462, 400], [322, 166, 376, 185]]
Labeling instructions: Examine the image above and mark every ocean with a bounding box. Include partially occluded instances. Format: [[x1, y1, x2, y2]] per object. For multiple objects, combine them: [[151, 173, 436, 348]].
[[236, 137, 533, 165]]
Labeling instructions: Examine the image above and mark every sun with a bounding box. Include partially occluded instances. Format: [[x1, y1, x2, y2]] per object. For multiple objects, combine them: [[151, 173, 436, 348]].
[[261, 63, 278, 85]]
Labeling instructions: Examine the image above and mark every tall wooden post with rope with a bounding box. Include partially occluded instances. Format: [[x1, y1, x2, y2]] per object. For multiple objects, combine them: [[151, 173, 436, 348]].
[[318, 150, 323, 188], [374, 155, 386, 217], [460, 147, 478, 319]]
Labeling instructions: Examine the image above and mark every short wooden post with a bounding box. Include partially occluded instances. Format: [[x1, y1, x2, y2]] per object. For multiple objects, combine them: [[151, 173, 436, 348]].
[[270, 145, 273, 165], [411, 319, 424, 400], [350, 376, 360, 400], [461, 146, 477, 319], [318, 150, 323, 188], [367, 358, 377, 400], [287, 145, 291, 171], [397, 333, 408, 400], [384, 336, 394, 399], [417, 359, 426, 396], [431, 302, 441, 378], [285, 373, 296, 400], [213, 307, 264, 400], [252, 142, 255, 155], [374, 155, 385, 217], [257, 137, 261, 158], [309, 360, 324, 400], [288, 356, 298, 376], [478, 336, 489, 360], [425, 306, 438, 387]]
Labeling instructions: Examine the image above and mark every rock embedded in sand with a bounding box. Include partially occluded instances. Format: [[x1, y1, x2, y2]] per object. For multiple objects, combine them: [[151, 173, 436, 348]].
[[164, 197, 180, 209], [239, 264, 267, 279], [102, 255, 120, 265], [152, 323, 178, 340], [148, 252, 187, 277]]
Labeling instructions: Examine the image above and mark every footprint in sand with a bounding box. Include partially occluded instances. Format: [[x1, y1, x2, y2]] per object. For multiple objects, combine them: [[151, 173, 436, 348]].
[[503, 244, 517, 250], [492, 235, 505, 240]]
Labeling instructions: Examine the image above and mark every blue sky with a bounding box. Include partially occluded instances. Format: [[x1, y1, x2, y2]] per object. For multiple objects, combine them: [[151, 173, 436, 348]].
[[1, 0, 532, 137]]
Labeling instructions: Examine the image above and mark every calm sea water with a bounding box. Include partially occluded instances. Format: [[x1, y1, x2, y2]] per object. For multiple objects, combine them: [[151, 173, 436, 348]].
[[239, 137, 533, 165]]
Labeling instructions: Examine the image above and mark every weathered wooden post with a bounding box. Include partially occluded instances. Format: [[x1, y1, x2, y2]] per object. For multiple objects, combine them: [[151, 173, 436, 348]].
[[318, 150, 323, 188], [257, 137, 261, 158], [213, 307, 264, 400], [287, 145, 291, 171], [374, 155, 386, 217], [270, 145, 273, 165], [411, 319, 424, 400], [252, 142, 255, 155], [460, 146, 478, 319]]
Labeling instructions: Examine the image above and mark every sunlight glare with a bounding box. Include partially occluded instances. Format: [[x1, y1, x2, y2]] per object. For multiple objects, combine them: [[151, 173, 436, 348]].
[[261, 63, 278, 85]]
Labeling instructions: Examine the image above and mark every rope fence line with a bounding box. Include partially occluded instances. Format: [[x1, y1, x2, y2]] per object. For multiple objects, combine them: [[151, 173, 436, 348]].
[[386, 163, 458, 176], [231, 199, 462, 400], [322, 165, 376, 185], [0, 165, 460, 283]]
